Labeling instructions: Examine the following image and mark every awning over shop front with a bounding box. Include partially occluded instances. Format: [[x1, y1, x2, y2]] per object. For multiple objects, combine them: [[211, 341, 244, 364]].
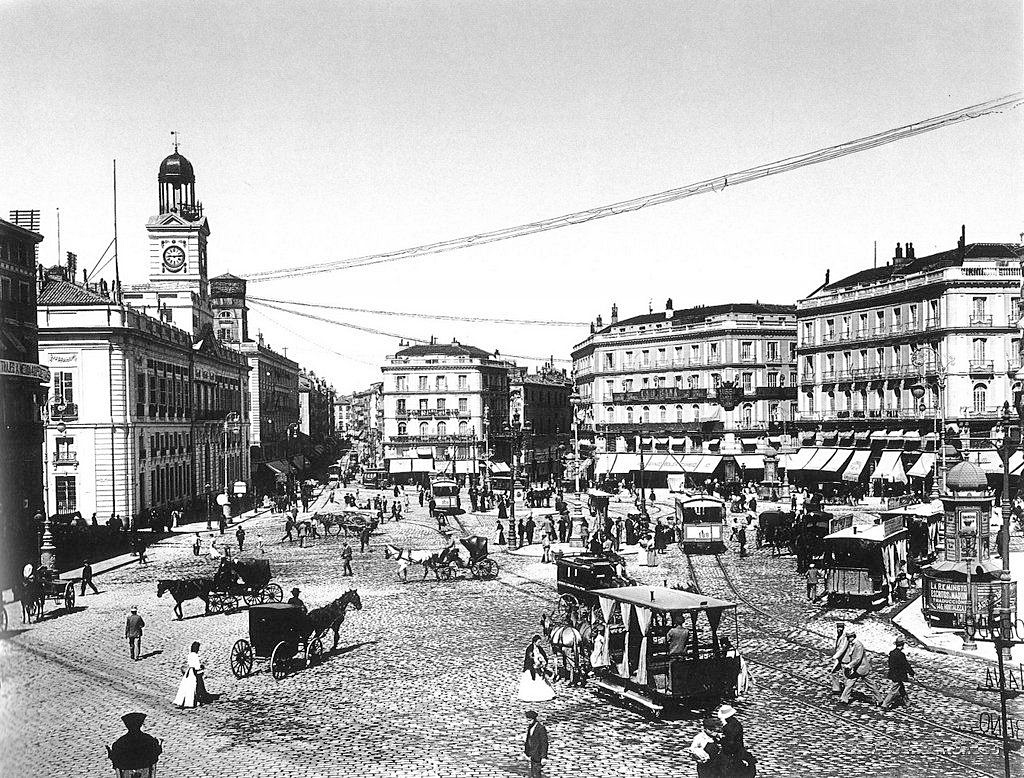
[[262, 460, 294, 475], [842, 450, 872, 481], [642, 454, 690, 473], [907, 453, 935, 478], [691, 455, 723, 474], [416, 447, 434, 457], [411, 458, 434, 472], [784, 447, 816, 472], [488, 461, 512, 475], [855, 431, 870, 442], [804, 448, 837, 473], [596, 453, 618, 475], [734, 454, 765, 470], [970, 450, 1003, 474], [1010, 451, 1024, 476], [870, 450, 907, 482], [454, 460, 476, 474], [389, 459, 413, 473], [820, 449, 854, 473], [869, 430, 887, 441]]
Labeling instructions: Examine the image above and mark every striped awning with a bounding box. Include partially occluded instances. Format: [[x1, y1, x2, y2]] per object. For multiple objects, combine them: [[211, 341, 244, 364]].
[[907, 453, 935, 478], [784, 447, 817, 472], [389, 459, 413, 473], [734, 454, 765, 470], [804, 448, 838, 472], [691, 455, 723, 474], [820, 449, 854, 473], [842, 450, 872, 482], [870, 450, 906, 482]]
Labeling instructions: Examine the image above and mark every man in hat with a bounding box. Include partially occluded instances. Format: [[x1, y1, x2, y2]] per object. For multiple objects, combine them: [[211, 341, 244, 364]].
[[838, 628, 883, 706], [806, 564, 820, 601], [881, 637, 915, 710], [523, 709, 548, 778], [342, 542, 354, 576], [107, 713, 162, 773], [235, 524, 246, 553], [287, 588, 306, 611], [829, 622, 850, 693], [80, 558, 100, 596], [716, 704, 744, 757], [125, 606, 145, 661]]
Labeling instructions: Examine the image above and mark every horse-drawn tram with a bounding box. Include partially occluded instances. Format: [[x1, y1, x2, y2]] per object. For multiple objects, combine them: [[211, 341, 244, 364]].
[[821, 518, 909, 607], [590, 586, 740, 717], [430, 477, 461, 515], [555, 554, 635, 619], [674, 493, 728, 553]]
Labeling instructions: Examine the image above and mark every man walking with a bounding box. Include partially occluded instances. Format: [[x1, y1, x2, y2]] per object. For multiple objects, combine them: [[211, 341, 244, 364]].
[[125, 605, 145, 661], [806, 564, 820, 600], [829, 622, 850, 693], [524, 710, 548, 778], [881, 637, 915, 710], [525, 515, 536, 545], [838, 628, 883, 706], [359, 524, 372, 553], [80, 558, 100, 596], [235, 525, 246, 553], [192, 533, 202, 557], [342, 542, 354, 576], [282, 516, 295, 544]]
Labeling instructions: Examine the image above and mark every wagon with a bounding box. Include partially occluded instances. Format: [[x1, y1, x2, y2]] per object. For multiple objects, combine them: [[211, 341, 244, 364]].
[[20, 566, 76, 623], [439, 536, 500, 580], [316, 511, 377, 537], [229, 603, 322, 682], [210, 558, 282, 612], [555, 554, 636, 622]]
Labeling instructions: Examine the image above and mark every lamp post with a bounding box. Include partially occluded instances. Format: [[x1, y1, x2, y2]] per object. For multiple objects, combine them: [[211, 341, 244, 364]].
[[204, 483, 212, 530], [960, 526, 978, 651], [911, 345, 948, 499], [222, 411, 240, 522], [991, 399, 1022, 663], [570, 392, 584, 493]]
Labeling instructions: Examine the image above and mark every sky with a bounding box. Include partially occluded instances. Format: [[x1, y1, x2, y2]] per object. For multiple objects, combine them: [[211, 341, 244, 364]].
[[1, 1, 1021, 393]]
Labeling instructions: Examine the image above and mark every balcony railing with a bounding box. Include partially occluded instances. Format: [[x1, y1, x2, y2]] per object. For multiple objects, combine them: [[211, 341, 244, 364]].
[[50, 402, 78, 421], [968, 360, 995, 375], [389, 434, 475, 443], [53, 452, 78, 465], [612, 388, 710, 403], [397, 408, 466, 419], [969, 315, 994, 327]]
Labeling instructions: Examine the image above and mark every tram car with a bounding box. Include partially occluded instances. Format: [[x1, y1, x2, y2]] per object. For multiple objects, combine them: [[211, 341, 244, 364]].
[[430, 477, 461, 515], [674, 493, 728, 553], [878, 501, 942, 572], [555, 554, 636, 619], [821, 518, 909, 607], [591, 586, 741, 717], [792, 510, 852, 572]]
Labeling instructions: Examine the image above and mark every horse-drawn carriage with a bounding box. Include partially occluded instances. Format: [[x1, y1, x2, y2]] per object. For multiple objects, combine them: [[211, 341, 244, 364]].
[[314, 511, 377, 537], [758, 510, 796, 553], [210, 558, 282, 612], [20, 564, 76, 623], [230, 591, 362, 681], [438, 536, 500, 581], [554, 554, 636, 621]]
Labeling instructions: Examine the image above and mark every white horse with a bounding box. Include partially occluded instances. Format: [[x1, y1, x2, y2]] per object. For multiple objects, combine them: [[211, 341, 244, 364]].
[[541, 612, 586, 686], [383, 543, 453, 582]]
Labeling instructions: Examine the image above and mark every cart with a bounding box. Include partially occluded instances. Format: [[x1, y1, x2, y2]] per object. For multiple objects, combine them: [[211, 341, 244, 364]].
[[439, 536, 500, 580], [210, 558, 282, 612], [555, 553, 636, 622], [229, 603, 322, 682], [21, 566, 75, 623]]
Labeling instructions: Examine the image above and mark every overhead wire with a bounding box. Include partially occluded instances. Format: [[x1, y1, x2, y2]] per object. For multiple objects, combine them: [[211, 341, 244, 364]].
[[242, 93, 1024, 282], [247, 303, 381, 368], [248, 298, 571, 364], [247, 295, 589, 327], [87, 237, 116, 279]]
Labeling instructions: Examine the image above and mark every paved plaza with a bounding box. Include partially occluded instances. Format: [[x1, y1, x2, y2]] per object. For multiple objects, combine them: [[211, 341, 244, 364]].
[[1, 488, 1021, 777]]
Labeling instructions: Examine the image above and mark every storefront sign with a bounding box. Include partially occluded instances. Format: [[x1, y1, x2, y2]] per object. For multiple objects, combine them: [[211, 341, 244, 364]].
[[925, 580, 1018, 617], [0, 358, 49, 382], [883, 516, 904, 537]]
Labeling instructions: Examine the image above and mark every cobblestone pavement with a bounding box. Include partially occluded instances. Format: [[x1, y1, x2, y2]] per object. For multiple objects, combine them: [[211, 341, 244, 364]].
[[0, 488, 1019, 777]]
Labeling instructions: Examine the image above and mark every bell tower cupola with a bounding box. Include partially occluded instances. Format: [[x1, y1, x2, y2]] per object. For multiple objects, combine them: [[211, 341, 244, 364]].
[[158, 132, 203, 220]]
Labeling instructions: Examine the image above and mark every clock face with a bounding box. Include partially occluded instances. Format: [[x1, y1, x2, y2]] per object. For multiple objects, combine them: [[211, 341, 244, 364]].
[[163, 245, 186, 272]]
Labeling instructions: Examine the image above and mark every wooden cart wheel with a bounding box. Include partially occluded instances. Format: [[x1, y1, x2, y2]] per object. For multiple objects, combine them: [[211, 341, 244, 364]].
[[557, 594, 581, 622], [271, 641, 290, 681], [476, 559, 499, 580], [307, 638, 324, 666], [230, 639, 254, 678], [243, 590, 259, 607], [326, 522, 342, 537], [64, 582, 76, 610], [266, 583, 283, 602]]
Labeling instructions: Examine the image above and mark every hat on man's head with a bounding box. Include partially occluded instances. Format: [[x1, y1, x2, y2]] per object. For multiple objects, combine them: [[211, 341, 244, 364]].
[[131, 606, 138, 612], [895, 637, 905, 646], [291, 588, 300, 596], [846, 628, 857, 637], [525, 710, 538, 720], [716, 704, 737, 719], [121, 712, 146, 730]]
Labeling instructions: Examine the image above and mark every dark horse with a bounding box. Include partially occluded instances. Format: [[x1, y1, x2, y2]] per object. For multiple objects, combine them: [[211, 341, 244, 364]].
[[304, 589, 362, 650], [19, 574, 45, 624], [157, 578, 215, 620]]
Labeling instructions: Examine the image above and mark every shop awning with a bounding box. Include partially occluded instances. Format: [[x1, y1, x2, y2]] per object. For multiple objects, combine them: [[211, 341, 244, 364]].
[[855, 431, 870, 442], [263, 460, 294, 475], [734, 454, 765, 470], [870, 430, 887, 440], [389, 459, 413, 473], [596, 453, 617, 475], [842, 450, 872, 481], [870, 450, 906, 482], [454, 460, 476, 474], [1010, 451, 1024, 476], [804, 448, 838, 472], [411, 458, 434, 472], [907, 453, 935, 478], [488, 461, 511, 475], [784, 447, 816, 472], [820, 449, 854, 473], [971, 450, 1003, 474], [691, 455, 723, 474], [416, 447, 434, 457]]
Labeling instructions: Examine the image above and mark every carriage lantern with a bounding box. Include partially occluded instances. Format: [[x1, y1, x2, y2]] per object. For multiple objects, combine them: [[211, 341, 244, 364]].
[[106, 712, 162, 778]]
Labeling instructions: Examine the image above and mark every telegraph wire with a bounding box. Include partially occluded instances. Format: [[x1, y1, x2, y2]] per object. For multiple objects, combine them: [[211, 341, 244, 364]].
[[248, 298, 571, 364], [247, 303, 382, 369], [242, 93, 1024, 282], [247, 295, 589, 327], [87, 237, 116, 279]]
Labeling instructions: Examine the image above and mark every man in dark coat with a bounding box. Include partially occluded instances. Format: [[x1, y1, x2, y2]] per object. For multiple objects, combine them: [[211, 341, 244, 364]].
[[525, 516, 536, 545], [341, 542, 354, 576], [80, 558, 99, 595], [524, 710, 549, 778], [359, 524, 372, 553], [107, 713, 162, 773], [125, 606, 145, 661], [881, 637, 915, 709]]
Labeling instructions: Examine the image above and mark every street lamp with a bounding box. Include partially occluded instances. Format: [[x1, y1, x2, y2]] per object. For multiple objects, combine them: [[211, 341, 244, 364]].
[[959, 526, 978, 651], [569, 392, 585, 493], [911, 345, 949, 499], [223, 411, 241, 522]]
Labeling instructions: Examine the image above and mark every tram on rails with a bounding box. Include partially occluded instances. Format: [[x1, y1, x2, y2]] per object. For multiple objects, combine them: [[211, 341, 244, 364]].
[[430, 477, 461, 515], [674, 492, 728, 553], [821, 518, 909, 607]]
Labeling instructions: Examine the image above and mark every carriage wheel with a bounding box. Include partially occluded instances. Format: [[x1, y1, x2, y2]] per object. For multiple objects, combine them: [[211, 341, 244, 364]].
[[243, 590, 259, 606], [557, 594, 581, 622], [230, 639, 254, 678], [326, 522, 342, 537], [271, 641, 290, 681], [307, 638, 324, 666], [265, 583, 283, 602], [63, 582, 76, 610], [475, 559, 499, 580]]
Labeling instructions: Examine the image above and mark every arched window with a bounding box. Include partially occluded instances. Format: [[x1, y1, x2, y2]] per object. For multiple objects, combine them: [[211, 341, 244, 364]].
[[642, 406, 650, 423], [437, 421, 447, 436], [397, 422, 407, 435], [973, 384, 987, 413], [606, 406, 614, 422], [419, 421, 429, 437], [458, 420, 468, 435], [626, 406, 633, 424], [676, 405, 683, 422], [659, 406, 667, 422]]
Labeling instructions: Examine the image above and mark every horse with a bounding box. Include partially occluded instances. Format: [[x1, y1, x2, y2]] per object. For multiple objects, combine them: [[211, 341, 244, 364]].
[[541, 612, 586, 686], [384, 543, 452, 582], [19, 574, 44, 624], [305, 589, 363, 650], [157, 577, 215, 620]]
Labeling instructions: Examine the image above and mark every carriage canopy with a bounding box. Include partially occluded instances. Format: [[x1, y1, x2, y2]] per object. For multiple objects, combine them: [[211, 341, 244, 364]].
[[459, 536, 489, 561], [248, 603, 309, 656]]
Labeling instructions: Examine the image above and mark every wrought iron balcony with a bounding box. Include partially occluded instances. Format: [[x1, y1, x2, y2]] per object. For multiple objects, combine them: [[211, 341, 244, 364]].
[[969, 314, 993, 327], [50, 402, 78, 421], [53, 451, 77, 465], [968, 360, 995, 375], [396, 408, 466, 419], [612, 388, 709, 403]]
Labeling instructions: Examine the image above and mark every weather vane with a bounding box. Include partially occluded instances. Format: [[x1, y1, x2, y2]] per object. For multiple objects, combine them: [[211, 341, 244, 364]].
[[171, 130, 180, 152]]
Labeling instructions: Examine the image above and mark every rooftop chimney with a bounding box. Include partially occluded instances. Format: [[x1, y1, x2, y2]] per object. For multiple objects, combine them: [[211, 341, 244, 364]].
[[894, 242, 903, 260], [610, 303, 618, 324], [258, 331, 264, 347], [958, 224, 966, 258], [824, 269, 830, 285], [665, 298, 673, 319], [596, 315, 603, 328], [906, 242, 915, 260]]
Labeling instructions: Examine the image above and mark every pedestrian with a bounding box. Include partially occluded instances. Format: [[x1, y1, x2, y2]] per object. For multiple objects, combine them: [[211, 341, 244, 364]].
[[342, 542, 354, 576], [715, 704, 756, 777], [235, 525, 245, 553], [359, 524, 371, 553], [282, 517, 295, 544], [209, 535, 222, 559], [125, 605, 145, 661], [829, 622, 850, 693], [518, 517, 527, 545], [287, 587, 306, 611], [838, 628, 883, 706], [394, 484, 400, 498], [806, 564, 820, 600], [738, 518, 749, 557], [80, 558, 100, 595], [556, 515, 567, 544], [525, 515, 536, 545], [192, 533, 201, 557], [419, 487, 425, 507], [523, 710, 549, 778], [173, 641, 215, 708], [254, 532, 265, 556], [541, 533, 551, 563], [881, 637, 915, 710], [497, 520, 506, 546], [895, 569, 910, 602], [580, 516, 590, 549]]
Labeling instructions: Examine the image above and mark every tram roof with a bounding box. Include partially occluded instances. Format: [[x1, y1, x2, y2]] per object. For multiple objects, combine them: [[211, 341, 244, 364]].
[[596, 585, 735, 612]]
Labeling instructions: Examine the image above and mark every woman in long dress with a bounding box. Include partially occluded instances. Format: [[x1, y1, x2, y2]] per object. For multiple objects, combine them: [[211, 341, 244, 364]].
[[208, 536, 222, 560], [517, 635, 555, 702], [174, 642, 201, 708]]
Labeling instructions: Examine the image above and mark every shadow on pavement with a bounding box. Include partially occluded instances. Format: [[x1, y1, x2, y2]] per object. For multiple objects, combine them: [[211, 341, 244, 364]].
[[0, 628, 29, 641]]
